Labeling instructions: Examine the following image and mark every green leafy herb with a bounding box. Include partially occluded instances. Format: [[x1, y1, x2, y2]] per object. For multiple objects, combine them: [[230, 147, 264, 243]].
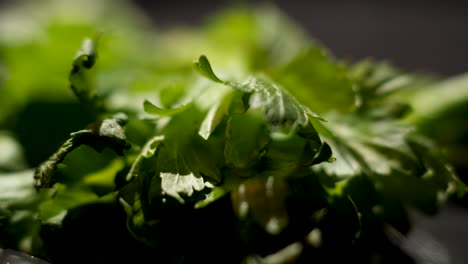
[[193, 55, 224, 83], [34, 113, 130, 189], [0, 1, 466, 263]]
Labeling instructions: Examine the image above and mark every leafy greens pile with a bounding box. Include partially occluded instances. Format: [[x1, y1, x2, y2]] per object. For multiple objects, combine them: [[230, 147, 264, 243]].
[[0, 0, 466, 263]]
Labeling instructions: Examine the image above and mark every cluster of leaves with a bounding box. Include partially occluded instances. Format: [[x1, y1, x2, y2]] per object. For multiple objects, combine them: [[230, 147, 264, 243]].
[[0, 0, 466, 263]]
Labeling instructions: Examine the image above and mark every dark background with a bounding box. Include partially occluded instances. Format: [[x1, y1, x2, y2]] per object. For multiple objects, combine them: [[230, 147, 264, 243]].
[[133, 0, 468, 77], [0, 0, 466, 74]]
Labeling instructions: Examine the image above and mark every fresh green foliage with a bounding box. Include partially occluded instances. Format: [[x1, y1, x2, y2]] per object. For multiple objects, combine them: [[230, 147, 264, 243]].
[[401, 74, 468, 185], [69, 37, 104, 114], [0, 1, 466, 263], [270, 47, 356, 114], [34, 112, 130, 189]]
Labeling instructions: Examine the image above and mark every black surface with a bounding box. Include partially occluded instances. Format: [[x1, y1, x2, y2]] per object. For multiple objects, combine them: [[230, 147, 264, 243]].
[[410, 204, 468, 264]]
